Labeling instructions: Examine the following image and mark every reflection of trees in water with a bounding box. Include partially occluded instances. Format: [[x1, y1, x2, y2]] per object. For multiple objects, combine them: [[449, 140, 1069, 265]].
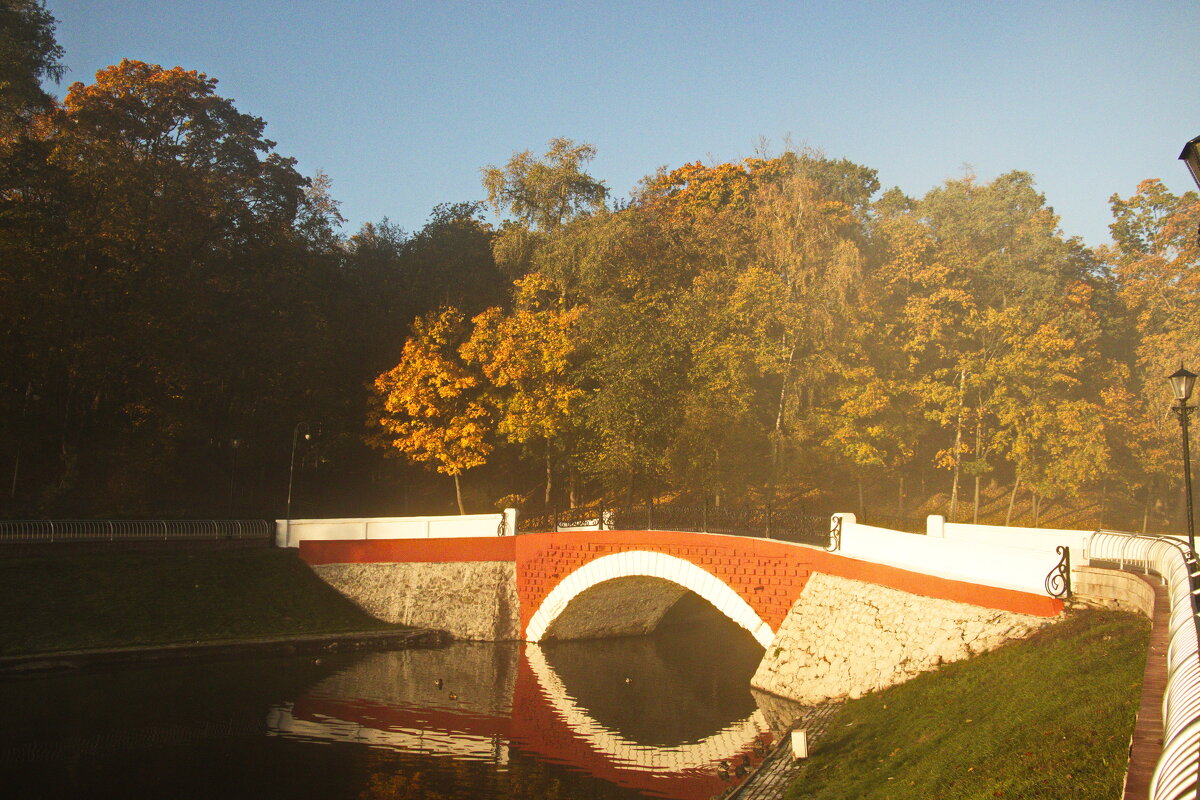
[[310, 642, 521, 717], [539, 592, 765, 746], [354, 747, 642, 800]]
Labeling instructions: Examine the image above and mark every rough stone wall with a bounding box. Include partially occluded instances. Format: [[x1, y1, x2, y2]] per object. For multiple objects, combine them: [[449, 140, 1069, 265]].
[[312, 561, 519, 640], [751, 572, 1052, 704], [542, 576, 690, 640]]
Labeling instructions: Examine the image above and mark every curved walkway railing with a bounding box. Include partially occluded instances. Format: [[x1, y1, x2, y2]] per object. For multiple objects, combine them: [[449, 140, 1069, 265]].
[[1089, 530, 1200, 800], [0, 519, 272, 543]]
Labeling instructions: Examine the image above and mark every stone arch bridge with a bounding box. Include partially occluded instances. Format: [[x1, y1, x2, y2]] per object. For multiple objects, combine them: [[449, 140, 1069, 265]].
[[298, 519, 1070, 705]]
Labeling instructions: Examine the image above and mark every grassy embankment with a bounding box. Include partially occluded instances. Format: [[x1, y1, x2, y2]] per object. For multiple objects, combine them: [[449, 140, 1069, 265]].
[[0, 547, 403, 656], [786, 609, 1150, 800]]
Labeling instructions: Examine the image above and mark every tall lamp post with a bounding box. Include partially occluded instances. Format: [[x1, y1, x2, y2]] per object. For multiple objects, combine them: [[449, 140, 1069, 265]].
[[1170, 366, 1197, 555], [286, 422, 313, 543], [227, 438, 241, 518]]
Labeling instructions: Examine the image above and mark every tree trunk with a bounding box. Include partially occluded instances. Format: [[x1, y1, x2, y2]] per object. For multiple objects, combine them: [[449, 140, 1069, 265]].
[[544, 445, 553, 508], [857, 478, 864, 515], [972, 413, 983, 523], [948, 369, 966, 522], [1142, 486, 1151, 535], [1032, 491, 1041, 528], [768, 342, 798, 516], [1005, 473, 1021, 526], [1098, 480, 1107, 530], [568, 469, 577, 508], [454, 474, 465, 515], [972, 475, 980, 524], [896, 474, 905, 516]]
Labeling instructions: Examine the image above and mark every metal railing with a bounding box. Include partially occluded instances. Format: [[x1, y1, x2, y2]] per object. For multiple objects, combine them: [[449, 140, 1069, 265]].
[[516, 503, 833, 547], [1088, 530, 1200, 800], [0, 519, 272, 544]]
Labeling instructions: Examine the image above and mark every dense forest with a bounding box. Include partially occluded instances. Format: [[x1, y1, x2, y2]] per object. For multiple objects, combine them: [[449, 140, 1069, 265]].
[[2, 3, 1197, 531]]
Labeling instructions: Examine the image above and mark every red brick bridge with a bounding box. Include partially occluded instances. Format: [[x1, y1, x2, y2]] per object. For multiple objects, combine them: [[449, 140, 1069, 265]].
[[299, 527, 1063, 646]]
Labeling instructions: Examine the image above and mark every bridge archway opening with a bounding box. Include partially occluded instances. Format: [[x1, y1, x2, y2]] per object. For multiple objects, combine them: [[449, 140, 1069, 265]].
[[524, 550, 774, 647]]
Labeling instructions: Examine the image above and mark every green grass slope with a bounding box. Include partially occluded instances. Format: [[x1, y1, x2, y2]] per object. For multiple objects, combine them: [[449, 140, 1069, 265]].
[[0, 547, 403, 655], [786, 610, 1150, 800]]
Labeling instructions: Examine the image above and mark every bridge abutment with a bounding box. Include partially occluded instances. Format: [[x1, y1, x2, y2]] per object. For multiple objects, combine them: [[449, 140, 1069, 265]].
[[751, 572, 1050, 704]]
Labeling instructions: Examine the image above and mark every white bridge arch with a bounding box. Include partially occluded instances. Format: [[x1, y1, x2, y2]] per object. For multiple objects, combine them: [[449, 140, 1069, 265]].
[[523, 550, 775, 647]]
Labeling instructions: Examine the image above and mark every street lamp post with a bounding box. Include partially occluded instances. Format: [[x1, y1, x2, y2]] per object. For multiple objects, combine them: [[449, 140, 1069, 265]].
[[1170, 366, 1197, 555], [227, 438, 241, 517], [286, 422, 312, 543]]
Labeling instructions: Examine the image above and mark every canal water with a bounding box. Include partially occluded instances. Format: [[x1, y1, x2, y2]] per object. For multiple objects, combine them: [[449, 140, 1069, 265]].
[[2, 602, 808, 799]]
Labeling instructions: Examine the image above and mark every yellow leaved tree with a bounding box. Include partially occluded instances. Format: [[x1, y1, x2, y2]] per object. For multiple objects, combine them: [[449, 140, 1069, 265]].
[[462, 273, 584, 507], [373, 307, 492, 514]]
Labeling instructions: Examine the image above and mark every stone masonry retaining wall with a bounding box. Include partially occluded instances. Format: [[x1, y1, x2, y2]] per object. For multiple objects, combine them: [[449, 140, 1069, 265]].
[[751, 572, 1052, 704], [1070, 565, 1156, 618], [313, 561, 520, 641]]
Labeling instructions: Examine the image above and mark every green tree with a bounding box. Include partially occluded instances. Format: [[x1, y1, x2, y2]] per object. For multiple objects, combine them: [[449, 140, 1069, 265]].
[[483, 138, 607, 279], [0, 0, 64, 136], [482, 137, 608, 232]]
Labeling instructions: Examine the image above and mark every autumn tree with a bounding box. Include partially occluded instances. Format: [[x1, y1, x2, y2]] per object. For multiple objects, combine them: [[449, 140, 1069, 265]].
[[462, 273, 583, 506], [1107, 179, 1200, 527], [373, 308, 492, 514]]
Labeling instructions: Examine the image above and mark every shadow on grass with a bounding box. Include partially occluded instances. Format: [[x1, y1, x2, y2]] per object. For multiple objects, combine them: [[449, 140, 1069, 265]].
[[0, 548, 405, 655]]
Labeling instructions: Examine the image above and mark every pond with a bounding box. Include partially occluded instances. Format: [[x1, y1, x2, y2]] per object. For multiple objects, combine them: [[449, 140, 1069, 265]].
[[2, 599, 808, 799]]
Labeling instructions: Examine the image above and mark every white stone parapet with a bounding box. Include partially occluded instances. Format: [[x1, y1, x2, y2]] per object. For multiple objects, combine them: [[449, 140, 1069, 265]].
[[275, 508, 518, 548]]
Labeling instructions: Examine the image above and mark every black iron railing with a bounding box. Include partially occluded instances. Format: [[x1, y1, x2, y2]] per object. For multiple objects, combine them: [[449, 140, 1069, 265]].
[[0, 519, 272, 544], [516, 503, 833, 547]]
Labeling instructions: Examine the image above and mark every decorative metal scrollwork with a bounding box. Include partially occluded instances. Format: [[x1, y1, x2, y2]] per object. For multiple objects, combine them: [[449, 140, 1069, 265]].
[[1045, 545, 1072, 598], [826, 516, 843, 552], [496, 513, 508, 537]]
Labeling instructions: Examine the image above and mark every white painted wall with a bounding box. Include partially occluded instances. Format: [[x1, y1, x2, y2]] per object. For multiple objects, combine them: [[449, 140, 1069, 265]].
[[834, 513, 1066, 596], [937, 519, 1093, 569], [275, 508, 518, 548]]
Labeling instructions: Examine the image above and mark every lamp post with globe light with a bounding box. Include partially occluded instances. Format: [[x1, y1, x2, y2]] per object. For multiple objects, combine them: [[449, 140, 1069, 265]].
[[285, 422, 314, 544], [1169, 366, 1197, 555]]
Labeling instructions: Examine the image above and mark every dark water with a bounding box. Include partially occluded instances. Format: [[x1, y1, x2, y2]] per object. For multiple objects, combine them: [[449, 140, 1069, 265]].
[[1, 609, 804, 799]]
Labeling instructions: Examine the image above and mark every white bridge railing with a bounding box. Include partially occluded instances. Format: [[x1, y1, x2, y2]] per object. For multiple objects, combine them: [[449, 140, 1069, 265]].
[[1088, 530, 1200, 800], [276, 509, 518, 548]]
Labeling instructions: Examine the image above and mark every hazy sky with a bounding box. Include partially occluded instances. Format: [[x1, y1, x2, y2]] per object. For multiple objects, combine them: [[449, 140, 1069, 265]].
[[44, 0, 1200, 247]]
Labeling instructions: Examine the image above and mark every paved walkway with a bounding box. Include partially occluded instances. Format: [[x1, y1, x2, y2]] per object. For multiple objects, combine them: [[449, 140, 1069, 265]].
[[1124, 579, 1169, 800], [728, 702, 842, 800], [0, 627, 448, 676]]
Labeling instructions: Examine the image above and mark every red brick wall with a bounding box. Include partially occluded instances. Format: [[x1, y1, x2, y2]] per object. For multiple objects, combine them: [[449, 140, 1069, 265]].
[[514, 530, 812, 636]]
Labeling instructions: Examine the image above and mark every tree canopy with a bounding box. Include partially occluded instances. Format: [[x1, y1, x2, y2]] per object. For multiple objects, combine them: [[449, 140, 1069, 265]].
[[0, 10, 1193, 528]]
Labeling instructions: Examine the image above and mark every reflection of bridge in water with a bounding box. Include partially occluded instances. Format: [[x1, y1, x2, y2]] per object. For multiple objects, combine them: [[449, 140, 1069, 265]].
[[268, 626, 810, 800]]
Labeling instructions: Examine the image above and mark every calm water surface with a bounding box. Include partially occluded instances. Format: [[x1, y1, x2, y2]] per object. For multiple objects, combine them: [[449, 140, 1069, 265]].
[[2, 610, 804, 799]]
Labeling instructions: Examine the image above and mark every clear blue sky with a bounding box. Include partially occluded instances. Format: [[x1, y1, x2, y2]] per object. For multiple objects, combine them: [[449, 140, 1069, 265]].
[[44, 0, 1200, 248]]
